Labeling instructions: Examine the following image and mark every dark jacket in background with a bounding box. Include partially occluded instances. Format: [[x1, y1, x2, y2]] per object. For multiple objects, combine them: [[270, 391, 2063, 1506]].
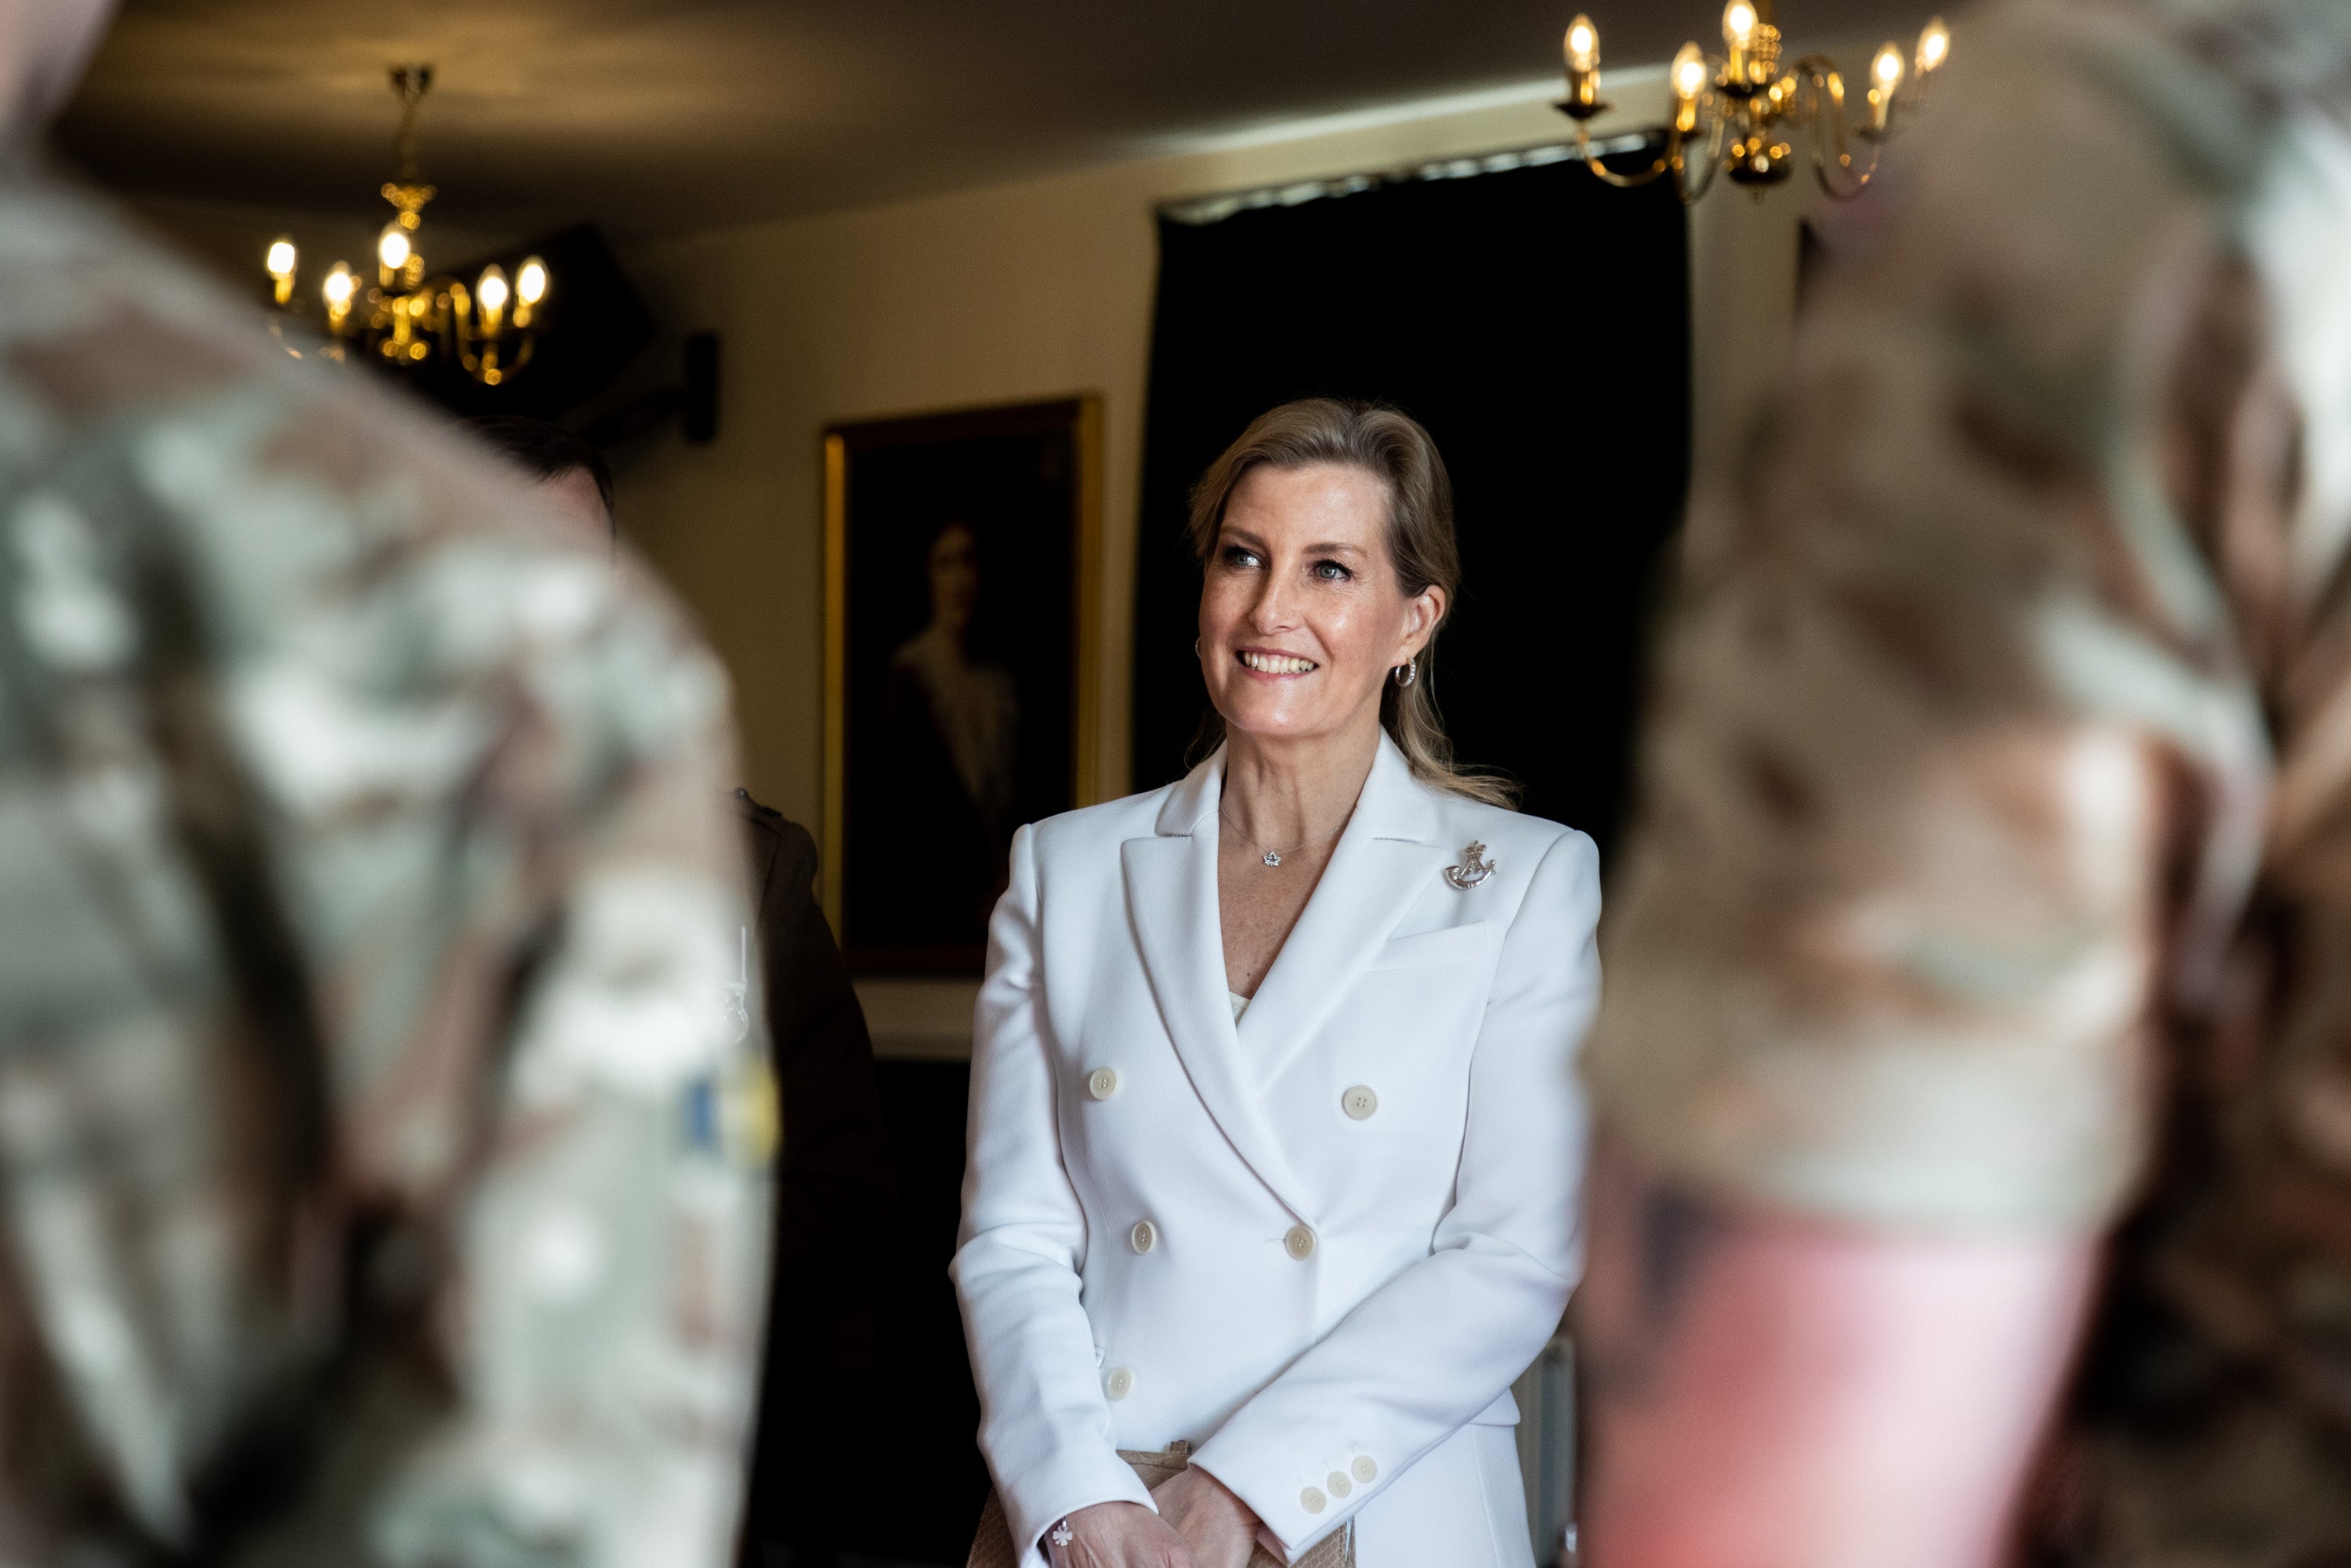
[[736, 790, 898, 1564]]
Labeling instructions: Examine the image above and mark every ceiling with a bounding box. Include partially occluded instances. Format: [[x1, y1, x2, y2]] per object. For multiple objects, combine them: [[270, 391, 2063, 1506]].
[[56, 0, 1932, 240]]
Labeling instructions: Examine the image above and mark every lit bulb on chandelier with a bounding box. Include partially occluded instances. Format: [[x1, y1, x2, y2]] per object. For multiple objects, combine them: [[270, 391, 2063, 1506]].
[[265, 237, 297, 306], [475, 264, 509, 332], [1722, 0, 1759, 82], [1918, 16, 1950, 75], [514, 255, 548, 328], [1672, 42, 1707, 132], [1561, 14, 1602, 113], [1565, 16, 1598, 74], [1672, 44, 1708, 103], [321, 261, 356, 331], [1869, 40, 1905, 131], [377, 223, 411, 282]]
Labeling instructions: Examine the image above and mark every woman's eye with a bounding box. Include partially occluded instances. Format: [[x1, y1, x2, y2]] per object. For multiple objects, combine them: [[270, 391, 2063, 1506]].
[[1311, 559, 1353, 581], [1222, 545, 1262, 569]]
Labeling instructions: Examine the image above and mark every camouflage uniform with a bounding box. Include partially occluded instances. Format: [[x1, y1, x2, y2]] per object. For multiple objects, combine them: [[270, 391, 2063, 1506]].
[[0, 156, 770, 1566], [1585, 2, 2351, 1562]]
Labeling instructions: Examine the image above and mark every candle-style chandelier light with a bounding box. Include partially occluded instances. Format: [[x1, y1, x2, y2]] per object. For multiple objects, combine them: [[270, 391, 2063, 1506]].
[[264, 65, 549, 385], [1556, 2, 1950, 202]]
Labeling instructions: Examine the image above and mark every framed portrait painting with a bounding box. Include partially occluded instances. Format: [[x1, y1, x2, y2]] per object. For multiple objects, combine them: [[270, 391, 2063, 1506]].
[[822, 396, 1103, 973]]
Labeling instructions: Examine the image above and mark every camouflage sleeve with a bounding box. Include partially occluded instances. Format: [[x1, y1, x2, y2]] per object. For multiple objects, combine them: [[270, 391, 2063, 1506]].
[[1585, 149, 2267, 1234], [1588, 528, 2189, 1233], [132, 378, 773, 1566], [352, 552, 773, 1568], [0, 176, 771, 1565]]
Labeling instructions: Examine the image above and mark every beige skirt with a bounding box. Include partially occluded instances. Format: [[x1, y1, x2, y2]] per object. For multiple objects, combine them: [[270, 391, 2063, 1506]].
[[968, 1443, 1355, 1568]]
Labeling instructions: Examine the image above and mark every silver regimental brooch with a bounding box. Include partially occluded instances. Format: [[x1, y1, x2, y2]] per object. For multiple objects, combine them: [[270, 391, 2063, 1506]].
[[1445, 842, 1495, 889]]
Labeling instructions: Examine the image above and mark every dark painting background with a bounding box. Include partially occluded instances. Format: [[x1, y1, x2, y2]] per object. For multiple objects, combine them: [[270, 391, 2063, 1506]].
[[1132, 155, 1690, 860], [839, 404, 1080, 971]]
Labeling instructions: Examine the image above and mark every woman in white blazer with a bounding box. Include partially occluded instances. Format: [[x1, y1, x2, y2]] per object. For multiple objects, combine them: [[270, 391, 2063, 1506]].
[[954, 400, 1601, 1568]]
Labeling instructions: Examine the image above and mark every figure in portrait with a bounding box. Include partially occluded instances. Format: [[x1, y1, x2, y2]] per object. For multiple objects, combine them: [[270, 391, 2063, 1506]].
[[870, 519, 1020, 945], [828, 399, 1093, 972]]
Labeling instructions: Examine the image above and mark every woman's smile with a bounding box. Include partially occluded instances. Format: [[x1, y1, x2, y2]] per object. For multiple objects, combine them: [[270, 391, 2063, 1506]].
[[1237, 647, 1319, 677], [1197, 462, 1429, 747]]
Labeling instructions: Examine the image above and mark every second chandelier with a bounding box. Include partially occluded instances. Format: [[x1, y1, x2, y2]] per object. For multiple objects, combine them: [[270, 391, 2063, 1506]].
[[1556, 2, 1950, 203]]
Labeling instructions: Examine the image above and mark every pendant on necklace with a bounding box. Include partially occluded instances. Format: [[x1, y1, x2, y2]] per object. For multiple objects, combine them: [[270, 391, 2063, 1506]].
[[1262, 849, 1282, 868]]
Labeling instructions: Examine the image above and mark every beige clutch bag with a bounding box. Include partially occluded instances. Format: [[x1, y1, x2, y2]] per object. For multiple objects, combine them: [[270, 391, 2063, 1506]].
[[967, 1442, 1354, 1568]]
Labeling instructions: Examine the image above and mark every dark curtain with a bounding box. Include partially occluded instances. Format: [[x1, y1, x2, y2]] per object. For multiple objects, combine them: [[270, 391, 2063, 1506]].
[[1132, 157, 1690, 859]]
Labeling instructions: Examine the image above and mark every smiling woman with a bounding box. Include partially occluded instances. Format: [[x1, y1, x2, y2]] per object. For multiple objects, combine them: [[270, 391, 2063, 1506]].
[[955, 398, 1603, 1568], [1186, 399, 1511, 813]]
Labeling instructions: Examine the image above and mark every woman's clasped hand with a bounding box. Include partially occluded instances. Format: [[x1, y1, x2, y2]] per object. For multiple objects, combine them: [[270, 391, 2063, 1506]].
[[1045, 1469, 1262, 1568], [1043, 1501, 1194, 1568]]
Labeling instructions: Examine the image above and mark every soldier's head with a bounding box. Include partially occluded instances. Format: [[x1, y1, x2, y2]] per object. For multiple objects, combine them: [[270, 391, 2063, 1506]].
[[0, 0, 113, 139], [463, 415, 615, 543]]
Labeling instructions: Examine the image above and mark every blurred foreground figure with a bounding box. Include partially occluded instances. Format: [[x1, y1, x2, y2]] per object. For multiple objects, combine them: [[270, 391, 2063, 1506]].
[[0, 5, 770, 1565], [1581, 2, 2351, 1564], [462, 412, 900, 1568]]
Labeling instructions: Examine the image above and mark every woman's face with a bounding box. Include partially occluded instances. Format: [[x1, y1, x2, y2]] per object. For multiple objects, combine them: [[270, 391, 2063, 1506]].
[[927, 520, 981, 636], [1197, 462, 1444, 751]]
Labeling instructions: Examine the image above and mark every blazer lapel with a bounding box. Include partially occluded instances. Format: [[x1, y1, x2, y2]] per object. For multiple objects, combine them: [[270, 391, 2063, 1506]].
[[1237, 736, 1451, 1081], [1123, 752, 1313, 1219]]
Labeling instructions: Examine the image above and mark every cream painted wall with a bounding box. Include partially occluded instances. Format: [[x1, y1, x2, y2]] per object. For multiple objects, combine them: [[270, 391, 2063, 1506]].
[[603, 66, 1852, 838]]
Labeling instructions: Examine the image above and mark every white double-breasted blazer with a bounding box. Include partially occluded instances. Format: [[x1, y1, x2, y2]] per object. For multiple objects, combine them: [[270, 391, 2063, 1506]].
[[952, 735, 1601, 1568]]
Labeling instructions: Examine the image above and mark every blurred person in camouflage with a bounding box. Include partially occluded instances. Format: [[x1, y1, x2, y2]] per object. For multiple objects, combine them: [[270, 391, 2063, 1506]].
[[1576, 1, 2351, 1565], [0, 4, 771, 1566], [462, 411, 900, 1568]]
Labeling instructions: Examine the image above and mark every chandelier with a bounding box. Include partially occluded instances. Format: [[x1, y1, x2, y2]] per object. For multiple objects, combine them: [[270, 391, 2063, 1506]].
[[264, 65, 549, 385], [1555, 2, 1950, 202]]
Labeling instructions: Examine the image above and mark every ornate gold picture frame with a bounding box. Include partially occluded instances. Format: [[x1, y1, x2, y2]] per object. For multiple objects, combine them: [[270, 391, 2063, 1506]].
[[821, 395, 1103, 973]]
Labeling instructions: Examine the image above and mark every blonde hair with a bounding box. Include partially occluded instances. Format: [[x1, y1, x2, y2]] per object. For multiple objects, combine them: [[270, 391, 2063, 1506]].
[[1186, 398, 1515, 807]]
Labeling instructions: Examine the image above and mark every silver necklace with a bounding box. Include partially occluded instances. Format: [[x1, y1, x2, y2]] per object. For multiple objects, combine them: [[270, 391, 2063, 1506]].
[[1220, 806, 1345, 869]]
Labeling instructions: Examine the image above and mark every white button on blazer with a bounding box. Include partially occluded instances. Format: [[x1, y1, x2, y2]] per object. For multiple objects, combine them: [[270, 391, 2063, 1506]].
[[952, 736, 1602, 1568]]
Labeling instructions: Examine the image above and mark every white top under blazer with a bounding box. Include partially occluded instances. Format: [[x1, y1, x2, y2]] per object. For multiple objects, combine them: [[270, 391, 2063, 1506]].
[[952, 735, 1603, 1567]]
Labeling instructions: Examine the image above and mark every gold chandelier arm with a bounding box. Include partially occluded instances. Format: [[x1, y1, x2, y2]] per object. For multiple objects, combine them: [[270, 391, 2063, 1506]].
[[388, 65, 433, 186], [440, 277, 538, 386], [1572, 117, 1679, 191], [1674, 96, 1730, 205], [1792, 54, 1883, 200]]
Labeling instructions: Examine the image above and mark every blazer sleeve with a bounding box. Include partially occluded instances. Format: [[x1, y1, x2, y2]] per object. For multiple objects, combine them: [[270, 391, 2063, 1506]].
[[1190, 828, 1601, 1559], [951, 824, 1156, 1564]]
